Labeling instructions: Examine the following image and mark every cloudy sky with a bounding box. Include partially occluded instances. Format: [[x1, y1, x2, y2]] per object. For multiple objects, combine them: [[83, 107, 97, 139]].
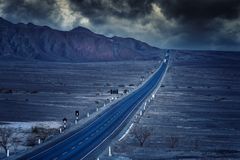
[[0, 0, 240, 51]]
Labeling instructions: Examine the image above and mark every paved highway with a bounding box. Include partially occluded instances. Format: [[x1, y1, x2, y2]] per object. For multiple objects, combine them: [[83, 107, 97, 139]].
[[17, 55, 169, 160]]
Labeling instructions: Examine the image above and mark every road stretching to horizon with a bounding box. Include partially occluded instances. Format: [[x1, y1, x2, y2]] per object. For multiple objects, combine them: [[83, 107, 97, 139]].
[[16, 54, 169, 160]]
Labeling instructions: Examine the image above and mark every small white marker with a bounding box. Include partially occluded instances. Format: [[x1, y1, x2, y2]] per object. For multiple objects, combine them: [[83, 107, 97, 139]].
[[152, 94, 155, 99], [7, 149, 10, 157], [87, 112, 90, 117], [38, 139, 41, 144], [59, 128, 62, 133], [108, 146, 112, 157]]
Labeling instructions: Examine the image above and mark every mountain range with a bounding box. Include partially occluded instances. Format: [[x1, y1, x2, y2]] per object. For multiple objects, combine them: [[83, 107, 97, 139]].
[[0, 17, 163, 62]]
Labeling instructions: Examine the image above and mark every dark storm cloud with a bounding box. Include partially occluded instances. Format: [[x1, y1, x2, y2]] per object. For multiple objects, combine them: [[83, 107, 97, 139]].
[[159, 0, 240, 21], [2, 0, 54, 18], [69, 0, 155, 24], [155, 0, 240, 50], [0, 0, 58, 26], [157, 0, 240, 32], [71, 0, 153, 17], [0, 0, 239, 50]]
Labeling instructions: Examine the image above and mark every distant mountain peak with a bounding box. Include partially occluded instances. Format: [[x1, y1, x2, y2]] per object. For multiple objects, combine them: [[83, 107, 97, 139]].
[[70, 26, 93, 34], [27, 22, 35, 26], [0, 17, 13, 26], [0, 17, 162, 62]]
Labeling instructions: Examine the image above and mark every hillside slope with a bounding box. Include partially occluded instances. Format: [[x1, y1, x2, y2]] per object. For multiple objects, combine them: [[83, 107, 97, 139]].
[[0, 17, 163, 62]]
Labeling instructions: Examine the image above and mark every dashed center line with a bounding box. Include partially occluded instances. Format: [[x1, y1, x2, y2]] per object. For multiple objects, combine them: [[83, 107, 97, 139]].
[[62, 151, 67, 155]]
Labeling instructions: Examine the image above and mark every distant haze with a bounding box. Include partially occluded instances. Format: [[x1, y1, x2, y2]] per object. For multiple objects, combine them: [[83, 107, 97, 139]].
[[0, 0, 239, 51]]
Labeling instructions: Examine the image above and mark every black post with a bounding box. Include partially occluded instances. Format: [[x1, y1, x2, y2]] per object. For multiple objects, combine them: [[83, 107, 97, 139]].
[[63, 118, 67, 129], [75, 110, 79, 124]]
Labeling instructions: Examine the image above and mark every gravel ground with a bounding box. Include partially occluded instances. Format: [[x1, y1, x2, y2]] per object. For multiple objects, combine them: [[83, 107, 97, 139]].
[[0, 60, 158, 159], [106, 51, 240, 160], [0, 60, 158, 122]]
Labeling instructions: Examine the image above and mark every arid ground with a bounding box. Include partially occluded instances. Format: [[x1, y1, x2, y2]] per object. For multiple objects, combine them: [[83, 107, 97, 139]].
[[101, 51, 240, 159]]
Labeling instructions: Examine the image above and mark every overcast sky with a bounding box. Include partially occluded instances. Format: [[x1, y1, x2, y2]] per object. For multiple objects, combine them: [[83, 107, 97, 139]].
[[0, 0, 240, 51]]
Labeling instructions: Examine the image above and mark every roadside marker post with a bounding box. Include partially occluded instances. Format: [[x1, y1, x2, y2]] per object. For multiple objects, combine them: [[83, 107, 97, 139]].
[[59, 127, 62, 133], [63, 118, 67, 129], [152, 94, 155, 99], [75, 110, 79, 124], [7, 149, 10, 157], [87, 112, 90, 118], [38, 139, 41, 144], [108, 146, 112, 157]]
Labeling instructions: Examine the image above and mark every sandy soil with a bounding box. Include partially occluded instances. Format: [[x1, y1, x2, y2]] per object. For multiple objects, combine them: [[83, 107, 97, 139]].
[[105, 51, 240, 159]]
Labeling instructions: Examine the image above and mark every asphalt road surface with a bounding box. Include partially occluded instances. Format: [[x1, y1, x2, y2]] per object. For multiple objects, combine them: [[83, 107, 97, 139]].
[[17, 55, 169, 160]]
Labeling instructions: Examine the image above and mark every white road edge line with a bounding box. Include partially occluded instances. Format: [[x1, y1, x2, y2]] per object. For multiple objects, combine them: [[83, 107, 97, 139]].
[[118, 61, 168, 143], [26, 56, 168, 160], [118, 123, 134, 141], [80, 58, 168, 160], [80, 86, 147, 160], [27, 83, 133, 159]]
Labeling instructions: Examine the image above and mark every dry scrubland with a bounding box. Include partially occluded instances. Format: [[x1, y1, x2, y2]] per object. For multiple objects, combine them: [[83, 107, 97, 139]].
[[106, 51, 240, 160], [1, 51, 240, 159], [0, 61, 158, 122], [0, 60, 158, 158]]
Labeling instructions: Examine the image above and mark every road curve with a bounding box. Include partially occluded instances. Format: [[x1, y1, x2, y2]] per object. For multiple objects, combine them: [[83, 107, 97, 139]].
[[17, 55, 169, 160]]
